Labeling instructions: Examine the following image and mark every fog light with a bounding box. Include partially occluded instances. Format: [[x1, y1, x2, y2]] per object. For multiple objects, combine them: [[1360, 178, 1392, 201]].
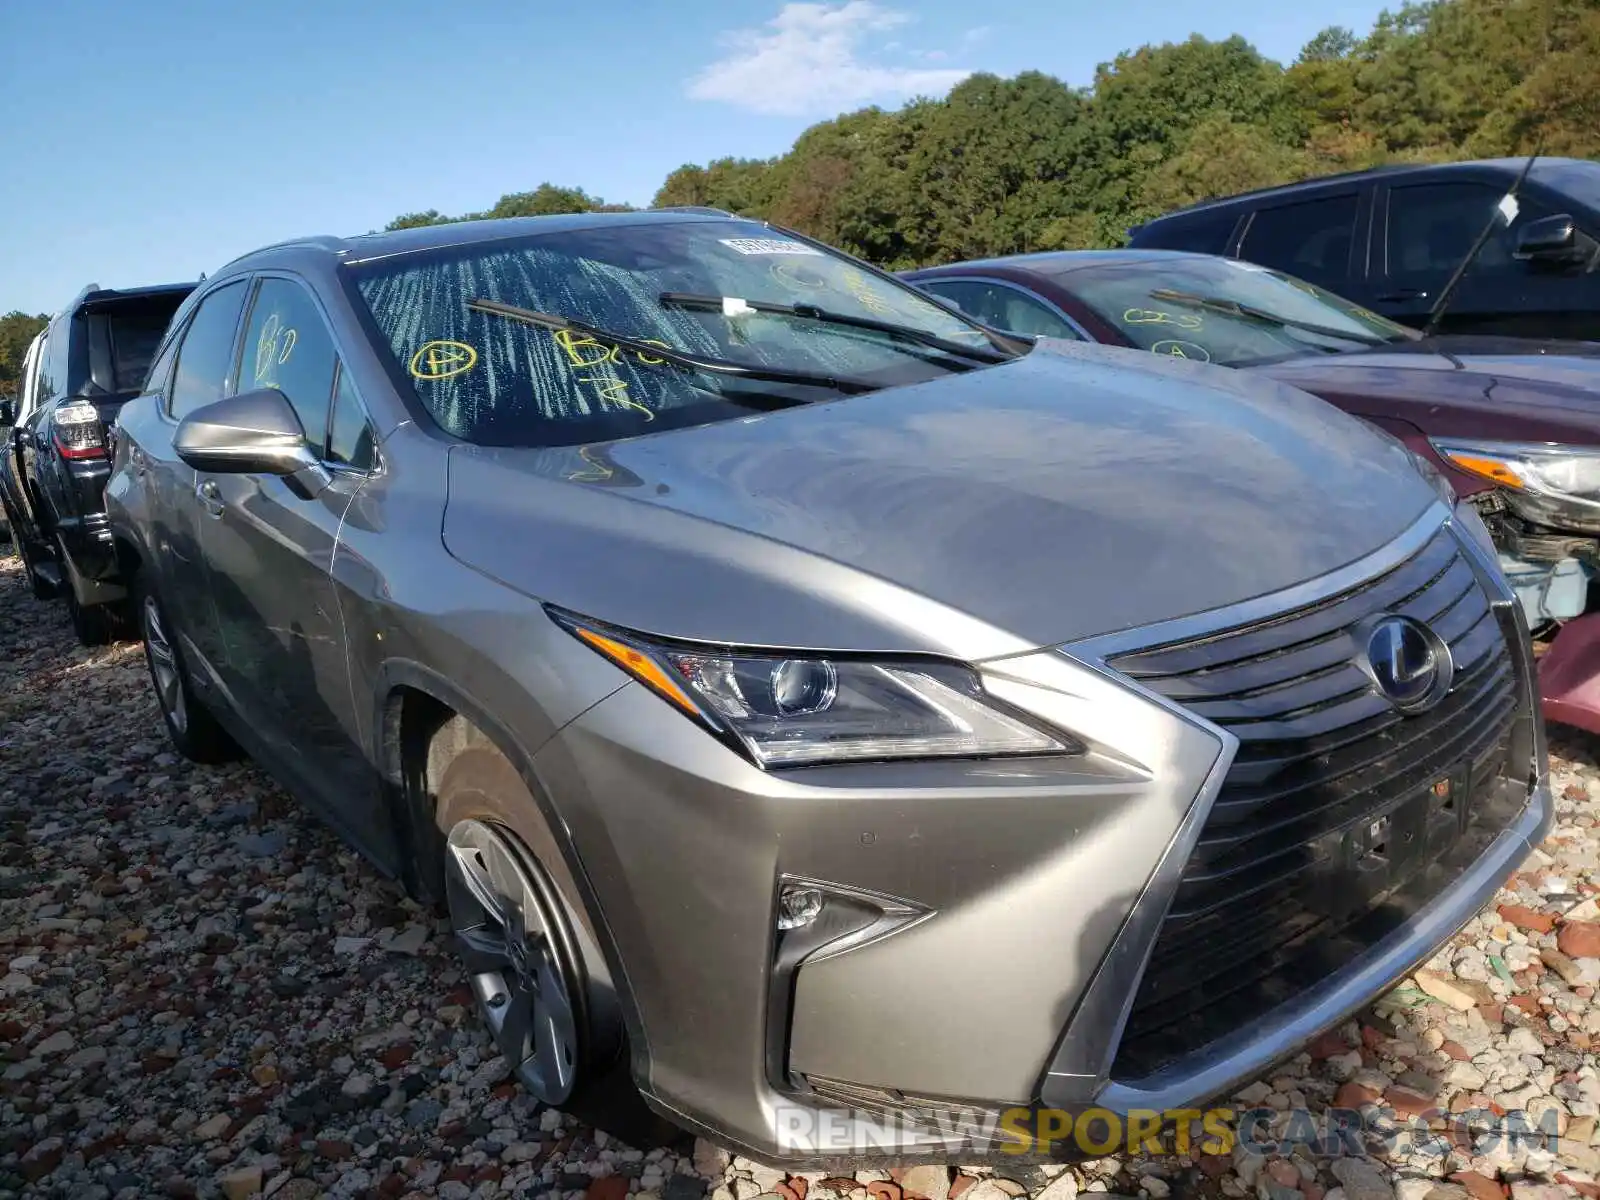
[[777, 885, 824, 931]]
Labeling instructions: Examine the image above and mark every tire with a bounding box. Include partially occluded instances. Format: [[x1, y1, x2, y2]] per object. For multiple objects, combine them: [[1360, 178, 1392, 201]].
[[57, 536, 126, 647], [2, 496, 53, 599], [136, 577, 241, 763], [434, 742, 686, 1150]]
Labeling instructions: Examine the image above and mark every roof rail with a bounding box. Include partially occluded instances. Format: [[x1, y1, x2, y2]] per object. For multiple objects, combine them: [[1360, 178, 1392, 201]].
[[1151, 162, 1421, 220], [650, 205, 734, 216]]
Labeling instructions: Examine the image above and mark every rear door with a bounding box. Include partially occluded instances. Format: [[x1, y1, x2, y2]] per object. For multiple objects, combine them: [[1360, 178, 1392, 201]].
[[1376, 177, 1600, 338], [198, 274, 383, 835], [1233, 188, 1375, 305]]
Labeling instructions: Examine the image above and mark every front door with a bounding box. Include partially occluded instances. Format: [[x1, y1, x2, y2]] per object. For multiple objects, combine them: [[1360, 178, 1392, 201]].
[[195, 276, 384, 839], [1377, 179, 1600, 339]]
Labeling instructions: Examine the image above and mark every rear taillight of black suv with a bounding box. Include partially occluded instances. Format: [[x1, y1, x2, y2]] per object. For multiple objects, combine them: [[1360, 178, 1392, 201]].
[[52, 401, 108, 460]]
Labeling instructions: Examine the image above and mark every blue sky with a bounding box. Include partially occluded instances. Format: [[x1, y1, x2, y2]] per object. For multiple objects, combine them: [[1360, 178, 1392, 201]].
[[0, 0, 1393, 315]]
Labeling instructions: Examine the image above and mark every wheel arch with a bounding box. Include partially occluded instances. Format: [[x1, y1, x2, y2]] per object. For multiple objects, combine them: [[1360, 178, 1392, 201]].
[[373, 661, 652, 1076]]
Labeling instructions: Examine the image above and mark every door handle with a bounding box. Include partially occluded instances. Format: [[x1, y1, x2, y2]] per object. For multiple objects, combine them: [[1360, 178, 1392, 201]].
[[197, 478, 225, 518]]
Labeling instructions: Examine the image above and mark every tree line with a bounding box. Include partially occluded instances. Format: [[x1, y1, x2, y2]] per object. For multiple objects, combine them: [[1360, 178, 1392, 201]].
[[7, 0, 1594, 398], [383, 0, 1600, 267]]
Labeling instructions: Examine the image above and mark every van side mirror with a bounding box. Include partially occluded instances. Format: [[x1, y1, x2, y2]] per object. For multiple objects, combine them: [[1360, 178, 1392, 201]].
[[1514, 214, 1581, 263], [174, 387, 329, 499]]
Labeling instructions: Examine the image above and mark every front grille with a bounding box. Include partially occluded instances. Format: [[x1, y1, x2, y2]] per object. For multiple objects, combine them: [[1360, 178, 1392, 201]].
[[1105, 526, 1522, 1081]]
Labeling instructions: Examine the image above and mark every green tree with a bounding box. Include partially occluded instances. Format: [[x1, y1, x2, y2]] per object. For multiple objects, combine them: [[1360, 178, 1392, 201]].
[[367, 0, 1600, 270], [0, 311, 47, 398]]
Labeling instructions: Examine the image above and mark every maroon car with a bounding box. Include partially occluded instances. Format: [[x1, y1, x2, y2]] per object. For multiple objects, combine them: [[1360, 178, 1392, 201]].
[[904, 249, 1600, 734]]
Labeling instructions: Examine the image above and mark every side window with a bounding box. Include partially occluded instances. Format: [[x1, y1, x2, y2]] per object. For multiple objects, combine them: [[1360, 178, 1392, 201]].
[[34, 318, 68, 403], [1385, 182, 1572, 283], [239, 278, 339, 447], [18, 335, 44, 422], [918, 279, 1082, 339], [327, 365, 376, 470], [141, 322, 187, 403], [169, 281, 248, 419], [1145, 212, 1240, 255], [1237, 195, 1359, 288]]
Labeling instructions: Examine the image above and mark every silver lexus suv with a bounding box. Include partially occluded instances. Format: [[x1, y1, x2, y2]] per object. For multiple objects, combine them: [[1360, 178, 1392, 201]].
[[103, 210, 1552, 1164]]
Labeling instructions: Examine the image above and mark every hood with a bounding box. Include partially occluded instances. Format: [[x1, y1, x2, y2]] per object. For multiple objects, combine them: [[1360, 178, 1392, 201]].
[[442, 340, 1435, 658], [1249, 337, 1600, 437]]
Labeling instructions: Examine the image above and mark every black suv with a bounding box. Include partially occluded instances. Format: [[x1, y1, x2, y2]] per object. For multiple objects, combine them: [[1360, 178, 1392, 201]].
[[1128, 157, 1600, 341], [0, 282, 195, 643]]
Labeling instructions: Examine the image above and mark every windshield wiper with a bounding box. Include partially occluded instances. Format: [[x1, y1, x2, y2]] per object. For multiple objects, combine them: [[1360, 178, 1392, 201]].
[[659, 292, 1025, 363], [1148, 288, 1391, 347], [466, 298, 881, 397]]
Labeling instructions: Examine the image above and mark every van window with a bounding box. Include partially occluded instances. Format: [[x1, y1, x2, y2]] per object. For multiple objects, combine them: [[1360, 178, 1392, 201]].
[[1142, 212, 1240, 255], [1237, 195, 1360, 288]]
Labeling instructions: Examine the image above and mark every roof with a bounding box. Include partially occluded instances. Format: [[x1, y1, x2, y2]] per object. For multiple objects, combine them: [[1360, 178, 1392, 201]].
[[220, 208, 745, 273], [54, 280, 198, 322], [903, 248, 1212, 278], [1140, 156, 1597, 226]]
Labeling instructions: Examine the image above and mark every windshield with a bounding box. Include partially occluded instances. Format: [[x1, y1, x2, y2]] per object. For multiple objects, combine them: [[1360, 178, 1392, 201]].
[[1054, 257, 1415, 367], [348, 217, 1001, 447]]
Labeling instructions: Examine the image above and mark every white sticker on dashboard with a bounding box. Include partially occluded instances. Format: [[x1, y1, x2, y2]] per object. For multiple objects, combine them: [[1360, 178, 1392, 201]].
[[718, 238, 822, 256]]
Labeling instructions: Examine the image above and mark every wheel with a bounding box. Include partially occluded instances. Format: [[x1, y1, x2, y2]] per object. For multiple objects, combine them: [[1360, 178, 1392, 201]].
[[57, 537, 125, 647], [435, 746, 685, 1148], [2, 496, 53, 599], [446, 819, 584, 1104], [137, 579, 241, 763]]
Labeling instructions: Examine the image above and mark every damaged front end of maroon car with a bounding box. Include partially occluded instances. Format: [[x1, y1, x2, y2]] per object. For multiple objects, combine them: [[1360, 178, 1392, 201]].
[[1427, 439, 1600, 734]]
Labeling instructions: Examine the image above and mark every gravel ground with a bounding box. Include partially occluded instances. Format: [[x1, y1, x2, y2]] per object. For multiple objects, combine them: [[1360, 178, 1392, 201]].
[[3, 550, 1600, 1200]]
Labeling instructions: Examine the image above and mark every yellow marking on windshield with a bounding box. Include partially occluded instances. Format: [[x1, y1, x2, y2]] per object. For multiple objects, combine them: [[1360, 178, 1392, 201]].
[[408, 340, 478, 380], [1122, 308, 1203, 331], [579, 376, 654, 420], [1150, 339, 1211, 362], [770, 259, 829, 292], [555, 329, 618, 368]]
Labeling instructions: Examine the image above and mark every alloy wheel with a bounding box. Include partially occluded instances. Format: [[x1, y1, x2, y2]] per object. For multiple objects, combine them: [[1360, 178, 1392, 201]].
[[142, 596, 187, 734], [444, 819, 579, 1104]]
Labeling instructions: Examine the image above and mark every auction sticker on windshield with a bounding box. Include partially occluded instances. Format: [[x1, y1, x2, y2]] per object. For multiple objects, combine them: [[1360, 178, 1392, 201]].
[[718, 238, 822, 256]]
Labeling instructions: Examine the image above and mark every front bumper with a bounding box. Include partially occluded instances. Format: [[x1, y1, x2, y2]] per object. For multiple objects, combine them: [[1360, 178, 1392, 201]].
[[530, 503, 1548, 1165]]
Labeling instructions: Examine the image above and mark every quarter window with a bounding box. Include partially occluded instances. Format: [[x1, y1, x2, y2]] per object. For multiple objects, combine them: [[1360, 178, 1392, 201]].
[[327, 365, 375, 470], [141, 321, 186, 403], [1238, 195, 1359, 288], [917, 279, 1081, 339], [239, 278, 339, 446], [169, 282, 248, 419]]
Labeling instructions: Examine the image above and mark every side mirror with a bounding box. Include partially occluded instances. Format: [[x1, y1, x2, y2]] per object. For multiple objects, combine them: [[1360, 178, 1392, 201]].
[[174, 387, 329, 499], [1514, 214, 1580, 262]]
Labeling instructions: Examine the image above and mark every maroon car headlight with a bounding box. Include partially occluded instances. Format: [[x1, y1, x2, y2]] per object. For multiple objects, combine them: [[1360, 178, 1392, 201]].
[[1431, 438, 1600, 534], [549, 610, 1076, 768]]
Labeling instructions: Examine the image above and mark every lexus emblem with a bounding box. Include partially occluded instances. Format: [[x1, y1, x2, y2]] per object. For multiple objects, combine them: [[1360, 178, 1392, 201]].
[[1363, 615, 1453, 712]]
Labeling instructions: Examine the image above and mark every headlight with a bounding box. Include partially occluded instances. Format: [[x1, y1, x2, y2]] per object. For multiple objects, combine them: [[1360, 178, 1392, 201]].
[[1431, 438, 1600, 532], [552, 611, 1074, 768]]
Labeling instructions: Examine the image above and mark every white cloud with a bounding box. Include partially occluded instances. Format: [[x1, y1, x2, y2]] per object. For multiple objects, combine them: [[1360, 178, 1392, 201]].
[[687, 2, 972, 117]]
